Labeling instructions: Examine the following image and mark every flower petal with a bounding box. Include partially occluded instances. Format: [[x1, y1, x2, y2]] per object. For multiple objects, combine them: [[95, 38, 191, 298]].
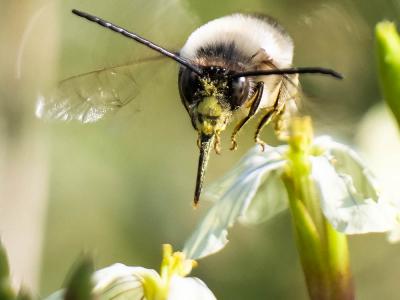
[[44, 290, 65, 300], [356, 105, 400, 242], [315, 136, 380, 200], [92, 264, 158, 300], [184, 146, 285, 259], [387, 220, 400, 242], [204, 145, 285, 201], [168, 276, 216, 300], [311, 155, 397, 234], [239, 168, 288, 225]]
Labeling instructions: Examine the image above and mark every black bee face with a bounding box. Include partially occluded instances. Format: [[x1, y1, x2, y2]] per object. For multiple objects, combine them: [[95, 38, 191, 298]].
[[178, 66, 251, 132]]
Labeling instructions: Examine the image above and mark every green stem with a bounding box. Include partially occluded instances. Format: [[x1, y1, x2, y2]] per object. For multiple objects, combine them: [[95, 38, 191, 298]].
[[283, 117, 354, 300], [325, 221, 354, 300], [284, 177, 331, 299], [375, 21, 400, 129]]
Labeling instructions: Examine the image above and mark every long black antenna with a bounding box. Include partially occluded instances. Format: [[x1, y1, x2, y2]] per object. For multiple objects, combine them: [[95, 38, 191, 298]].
[[71, 9, 202, 75], [231, 67, 343, 79]]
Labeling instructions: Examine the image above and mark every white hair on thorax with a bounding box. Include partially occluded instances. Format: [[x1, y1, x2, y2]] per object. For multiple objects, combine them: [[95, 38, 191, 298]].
[[180, 14, 294, 68]]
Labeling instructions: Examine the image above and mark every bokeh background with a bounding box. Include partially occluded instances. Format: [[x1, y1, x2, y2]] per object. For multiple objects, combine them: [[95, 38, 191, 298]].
[[1, 0, 400, 299]]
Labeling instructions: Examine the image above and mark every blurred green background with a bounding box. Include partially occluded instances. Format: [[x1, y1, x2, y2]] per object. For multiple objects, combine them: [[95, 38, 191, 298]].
[[1, 0, 400, 299]]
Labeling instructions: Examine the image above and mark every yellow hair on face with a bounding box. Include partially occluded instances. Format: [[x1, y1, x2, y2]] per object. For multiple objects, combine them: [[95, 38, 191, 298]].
[[195, 96, 231, 137], [197, 96, 222, 117]]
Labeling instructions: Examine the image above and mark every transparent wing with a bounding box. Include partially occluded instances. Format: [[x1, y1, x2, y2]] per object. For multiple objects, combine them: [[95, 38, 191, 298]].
[[36, 56, 166, 123]]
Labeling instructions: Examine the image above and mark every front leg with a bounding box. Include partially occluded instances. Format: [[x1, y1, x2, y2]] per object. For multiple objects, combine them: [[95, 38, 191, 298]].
[[230, 82, 264, 150]]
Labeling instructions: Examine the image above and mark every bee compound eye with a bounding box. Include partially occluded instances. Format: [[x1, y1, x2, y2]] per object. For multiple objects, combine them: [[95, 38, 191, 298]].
[[178, 67, 202, 106], [231, 76, 250, 109]]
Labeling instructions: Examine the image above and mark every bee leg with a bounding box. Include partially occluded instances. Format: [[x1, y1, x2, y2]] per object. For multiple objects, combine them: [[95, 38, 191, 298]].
[[274, 105, 289, 141], [254, 107, 276, 151], [197, 133, 201, 149], [254, 80, 292, 151], [230, 82, 264, 150], [274, 107, 285, 135], [273, 79, 299, 141], [214, 131, 222, 154]]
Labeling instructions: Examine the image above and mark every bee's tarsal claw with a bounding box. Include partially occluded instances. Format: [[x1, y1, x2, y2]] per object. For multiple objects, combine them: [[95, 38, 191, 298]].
[[256, 138, 267, 152], [230, 139, 238, 151]]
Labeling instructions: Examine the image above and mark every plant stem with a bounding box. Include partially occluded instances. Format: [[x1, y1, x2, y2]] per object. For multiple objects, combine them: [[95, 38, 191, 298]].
[[376, 21, 400, 129], [283, 117, 354, 300]]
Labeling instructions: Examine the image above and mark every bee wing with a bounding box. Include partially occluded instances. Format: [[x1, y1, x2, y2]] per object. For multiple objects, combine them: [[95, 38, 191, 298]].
[[36, 56, 167, 123]]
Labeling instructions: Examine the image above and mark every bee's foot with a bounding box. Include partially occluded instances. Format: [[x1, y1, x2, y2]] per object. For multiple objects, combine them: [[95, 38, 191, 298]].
[[215, 145, 221, 155], [230, 139, 238, 151], [214, 134, 222, 154], [255, 138, 266, 152], [197, 137, 201, 149]]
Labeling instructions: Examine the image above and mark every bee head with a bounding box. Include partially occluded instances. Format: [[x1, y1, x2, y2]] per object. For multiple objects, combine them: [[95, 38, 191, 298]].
[[178, 65, 251, 138], [178, 65, 252, 205]]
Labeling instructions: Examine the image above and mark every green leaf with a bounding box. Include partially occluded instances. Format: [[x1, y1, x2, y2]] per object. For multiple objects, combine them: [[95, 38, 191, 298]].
[[375, 21, 400, 128], [64, 257, 94, 300]]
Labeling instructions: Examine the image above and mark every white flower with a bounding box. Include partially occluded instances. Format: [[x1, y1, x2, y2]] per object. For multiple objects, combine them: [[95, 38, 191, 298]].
[[92, 264, 156, 300], [92, 263, 216, 300], [46, 245, 216, 300], [357, 104, 400, 242], [184, 136, 399, 260]]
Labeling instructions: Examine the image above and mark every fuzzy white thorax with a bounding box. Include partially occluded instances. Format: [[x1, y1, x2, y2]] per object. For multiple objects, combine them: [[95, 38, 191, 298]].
[[180, 14, 294, 68]]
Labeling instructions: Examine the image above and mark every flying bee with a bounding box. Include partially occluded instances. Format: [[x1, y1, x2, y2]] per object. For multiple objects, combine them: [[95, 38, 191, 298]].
[[37, 9, 342, 206]]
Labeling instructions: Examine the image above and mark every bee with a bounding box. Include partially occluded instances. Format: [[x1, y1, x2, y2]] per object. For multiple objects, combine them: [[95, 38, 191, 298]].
[[37, 9, 342, 206]]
